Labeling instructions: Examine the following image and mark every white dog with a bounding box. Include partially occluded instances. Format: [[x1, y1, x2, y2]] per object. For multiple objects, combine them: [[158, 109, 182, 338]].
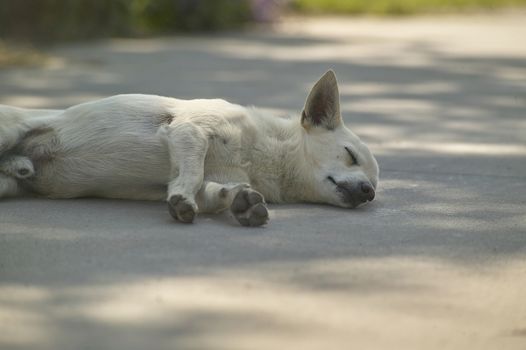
[[0, 70, 378, 226]]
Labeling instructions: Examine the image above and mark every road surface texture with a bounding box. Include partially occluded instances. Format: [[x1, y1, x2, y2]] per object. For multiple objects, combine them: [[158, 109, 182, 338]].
[[1, 14, 525, 350]]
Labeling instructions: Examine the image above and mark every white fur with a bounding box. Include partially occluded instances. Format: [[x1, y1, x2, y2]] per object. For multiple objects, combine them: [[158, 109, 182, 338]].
[[0, 70, 379, 226]]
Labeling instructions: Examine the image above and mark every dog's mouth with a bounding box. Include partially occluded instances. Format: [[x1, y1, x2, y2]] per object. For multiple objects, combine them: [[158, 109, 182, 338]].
[[327, 176, 375, 208]]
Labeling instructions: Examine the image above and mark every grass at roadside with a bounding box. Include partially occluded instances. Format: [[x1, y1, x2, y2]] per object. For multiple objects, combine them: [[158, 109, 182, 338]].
[[292, 0, 526, 15]]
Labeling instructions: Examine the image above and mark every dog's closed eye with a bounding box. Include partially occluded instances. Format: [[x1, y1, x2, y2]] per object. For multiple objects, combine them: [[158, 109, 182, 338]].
[[345, 147, 359, 165], [327, 175, 337, 185]]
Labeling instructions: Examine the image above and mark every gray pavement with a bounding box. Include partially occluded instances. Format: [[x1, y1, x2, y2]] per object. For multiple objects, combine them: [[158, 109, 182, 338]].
[[1, 14, 526, 350]]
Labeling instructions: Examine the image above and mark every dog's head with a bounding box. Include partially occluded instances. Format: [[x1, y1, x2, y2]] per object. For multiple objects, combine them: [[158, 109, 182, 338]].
[[299, 70, 379, 208]]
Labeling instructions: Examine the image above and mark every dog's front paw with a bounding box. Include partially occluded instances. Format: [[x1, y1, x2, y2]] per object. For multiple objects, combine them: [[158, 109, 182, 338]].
[[168, 194, 198, 223], [231, 189, 269, 227]]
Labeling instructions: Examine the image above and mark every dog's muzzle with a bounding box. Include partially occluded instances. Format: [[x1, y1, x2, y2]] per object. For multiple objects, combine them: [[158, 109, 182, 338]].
[[336, 181, 375, 208]]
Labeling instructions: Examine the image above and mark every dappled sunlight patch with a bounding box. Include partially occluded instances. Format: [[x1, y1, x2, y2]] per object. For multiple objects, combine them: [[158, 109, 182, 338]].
[[106, 38, 190, 54], [210, 69, 270, 83], [0, 285, 52, 347], [3, 70, 71, 90], [0, 285, 50, 303], [0, 42, 52, 69], [0, 94, 105, 109], [414, 215, 525, 233], [207, 35, 437, 67], [343, 98, 438, 119], [375, 141, 526, 156], [373, 174, 526, 236], [0, 304, 51, 346], [0, 222, 87, 240], [216, 40, 362, 62], [489, 95, 526, 108], [0, 257, 524, 349], [339, 81, 460, 96]]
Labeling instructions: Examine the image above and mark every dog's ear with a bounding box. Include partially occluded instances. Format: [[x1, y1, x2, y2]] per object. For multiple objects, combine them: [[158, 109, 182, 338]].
[[301, 70, 342, 131]]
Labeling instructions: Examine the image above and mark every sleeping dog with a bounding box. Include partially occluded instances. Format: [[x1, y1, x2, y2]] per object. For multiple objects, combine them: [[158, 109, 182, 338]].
[[0, 70, 378, 226]]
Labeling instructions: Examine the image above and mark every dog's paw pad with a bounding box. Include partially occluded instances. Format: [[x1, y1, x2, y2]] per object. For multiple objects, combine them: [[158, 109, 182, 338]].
[[247, 203, 269, 227], [247, 191, 264, 205], [231, 188, 262, 213], [168, 195, 197, 223], [231, 189, 269, 227]]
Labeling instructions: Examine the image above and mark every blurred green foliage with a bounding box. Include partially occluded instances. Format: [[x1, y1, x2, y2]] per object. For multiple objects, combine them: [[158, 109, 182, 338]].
[[292, 0, 526, 15], [2, 0, 525, 42], [134, 0, 251, 32], [0, 0, 252, 42]]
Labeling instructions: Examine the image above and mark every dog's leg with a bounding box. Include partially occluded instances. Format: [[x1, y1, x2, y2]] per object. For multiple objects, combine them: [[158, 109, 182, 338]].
[[230, 186, 269, 227], [196, 181, 249, 213], [0, 126, 23, 156], [0, 156, 34, 198], [0, 156, 35, 180], [196, 181, 269, 227], [160, 122, 208, 223], [0, 107, 51, 155], [0, 174, 20, 198]]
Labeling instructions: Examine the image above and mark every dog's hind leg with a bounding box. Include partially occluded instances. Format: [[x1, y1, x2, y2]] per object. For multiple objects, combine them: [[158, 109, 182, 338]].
[[159, 122, 208, 223], [0, 174, 21, 198], [0, 156, 35, 180], [196, 181, 249, 214], [0, 156, 34, 198], [0, 106, 58, 155], [196, 181, 269, 227]]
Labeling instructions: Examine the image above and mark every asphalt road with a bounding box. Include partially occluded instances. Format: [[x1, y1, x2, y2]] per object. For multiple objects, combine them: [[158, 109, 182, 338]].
[[1, 14, 525, 350]]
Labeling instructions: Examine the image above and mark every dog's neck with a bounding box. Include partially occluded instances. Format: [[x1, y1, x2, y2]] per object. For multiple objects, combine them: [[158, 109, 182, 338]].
[[244, 110, 311, 203]]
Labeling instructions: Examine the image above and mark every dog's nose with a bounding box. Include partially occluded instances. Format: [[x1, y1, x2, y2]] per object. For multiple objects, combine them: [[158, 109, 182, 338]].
[[335, 180, 375, 207], [360, 182, 375, 202]]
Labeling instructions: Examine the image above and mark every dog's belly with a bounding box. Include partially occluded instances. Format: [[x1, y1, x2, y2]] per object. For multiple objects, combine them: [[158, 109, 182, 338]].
[[18, 96, 178, 199], [32, 148, 171, 200], [26, 130, 172, 200]]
